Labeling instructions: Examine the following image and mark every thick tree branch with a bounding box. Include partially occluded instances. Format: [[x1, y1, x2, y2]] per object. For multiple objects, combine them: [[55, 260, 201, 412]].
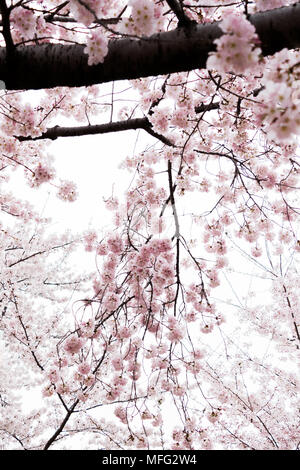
[[0, 4, 300, 90], [15, 102, 219, 144], [16, 117, 174, 146], [17, 118, 150, 140]]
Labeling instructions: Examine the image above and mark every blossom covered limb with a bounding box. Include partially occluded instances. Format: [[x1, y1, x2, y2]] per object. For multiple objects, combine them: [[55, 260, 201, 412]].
[[16, 100, 220, 144], [0, 4, 299, 90], [16, 117, 174, 146]]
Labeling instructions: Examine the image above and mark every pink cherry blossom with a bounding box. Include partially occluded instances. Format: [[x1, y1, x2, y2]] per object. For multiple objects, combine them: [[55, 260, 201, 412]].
[[63, 335, 83, 355], [84, 29, 109, 66], [57, 180, 78, 202]]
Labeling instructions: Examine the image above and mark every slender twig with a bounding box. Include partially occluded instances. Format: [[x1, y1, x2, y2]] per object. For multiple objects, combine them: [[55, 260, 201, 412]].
[[43, 399, 79, 450]]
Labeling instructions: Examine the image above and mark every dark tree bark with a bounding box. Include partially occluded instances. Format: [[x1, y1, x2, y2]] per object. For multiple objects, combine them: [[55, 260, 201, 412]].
[[16, 102, 219, 143], [16, 117, 175, 146], [1, 4, 300, 90]]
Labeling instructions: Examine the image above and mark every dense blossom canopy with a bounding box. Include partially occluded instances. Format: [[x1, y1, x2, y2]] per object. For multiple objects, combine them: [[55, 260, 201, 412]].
[[0, 0, 299, 450]]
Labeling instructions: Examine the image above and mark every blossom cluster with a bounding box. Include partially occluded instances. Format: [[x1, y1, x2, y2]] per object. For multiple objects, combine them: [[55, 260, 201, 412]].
[[10, 7, 38, 40], [206, 9, 261, 74], [257, 49, 300, 142], [57, 180, 78, 202], [84, 29, 109, 66], [118, 0, 165, 36], [30, 163, 55, 187]]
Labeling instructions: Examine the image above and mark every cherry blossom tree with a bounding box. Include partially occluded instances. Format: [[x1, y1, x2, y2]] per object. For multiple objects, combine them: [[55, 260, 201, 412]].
[[0, 0, 299, 450]]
